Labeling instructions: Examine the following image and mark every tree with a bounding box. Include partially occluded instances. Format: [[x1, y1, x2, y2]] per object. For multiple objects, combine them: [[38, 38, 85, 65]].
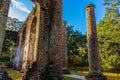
[[97, 1, 120, 71], [66, 26, 87, 69], [104, 0, 120, 6], [6, 17, 23, 31]]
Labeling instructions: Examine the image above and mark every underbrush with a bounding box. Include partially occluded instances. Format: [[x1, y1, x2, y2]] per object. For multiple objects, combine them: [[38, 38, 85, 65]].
[[6, 69, 22, 80]]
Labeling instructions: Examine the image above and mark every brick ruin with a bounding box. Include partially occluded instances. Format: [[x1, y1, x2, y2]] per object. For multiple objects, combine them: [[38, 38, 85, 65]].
[[0, 0, 68, 79], [86, 4, 101, 75], [0, 0, 109, 80], [86, 4, 107, 80], [11, 0, 67, 80], [0, 0, 11, 57], [0, 0, 11, 79]]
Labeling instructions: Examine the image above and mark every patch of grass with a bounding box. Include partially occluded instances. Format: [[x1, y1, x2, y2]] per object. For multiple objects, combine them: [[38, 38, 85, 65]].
[[107, 77, 119, 80], [103, 72, 120, 78], [6, 69, 22, 80], [64, 76, 119, 80], [64, 76, 79, 80], [69, 67, 120, 78], [71, 71, 120, 78]]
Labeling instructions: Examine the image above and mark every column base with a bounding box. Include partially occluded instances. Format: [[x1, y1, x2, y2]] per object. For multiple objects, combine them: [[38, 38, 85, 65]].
[[47, 63, 63, 80], [85, 74, 107, 80]]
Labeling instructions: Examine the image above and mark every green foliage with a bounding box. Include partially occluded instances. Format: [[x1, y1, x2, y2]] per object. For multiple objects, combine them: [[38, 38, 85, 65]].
[[104, 0, 120, 6], [97, 1, 120, 71], [6, 17, 23, 31], [1, 39, 14, 67], [2, 39, 14, 52], [6, 69, 22, 80], [66, 26, 88, 67]]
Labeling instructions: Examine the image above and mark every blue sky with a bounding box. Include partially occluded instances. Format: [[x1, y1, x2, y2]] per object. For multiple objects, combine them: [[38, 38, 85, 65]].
[[8, 0, 106, 34]]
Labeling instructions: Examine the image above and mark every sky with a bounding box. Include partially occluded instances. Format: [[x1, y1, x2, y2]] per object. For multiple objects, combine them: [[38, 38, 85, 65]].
[[8, 0, 106, 34]]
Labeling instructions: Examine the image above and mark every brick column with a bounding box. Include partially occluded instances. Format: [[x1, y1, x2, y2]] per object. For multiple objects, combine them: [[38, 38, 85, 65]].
[[86, 4, 107, 80], [28, 0, 63, 79], [51, 0, 63, 79], [0, 0, 11, 55], [0, 0, 11, 79], [36, 1, 48, 80]]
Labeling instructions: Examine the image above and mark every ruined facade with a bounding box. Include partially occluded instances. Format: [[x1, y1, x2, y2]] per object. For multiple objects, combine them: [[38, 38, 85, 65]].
[[0, 0, 67, 79], [12, 7, 40, 71], [11, 0, 66, 80]]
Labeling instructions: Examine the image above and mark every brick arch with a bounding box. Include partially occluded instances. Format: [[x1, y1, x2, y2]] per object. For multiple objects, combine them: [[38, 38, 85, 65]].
[[27, 16, 37, 67]]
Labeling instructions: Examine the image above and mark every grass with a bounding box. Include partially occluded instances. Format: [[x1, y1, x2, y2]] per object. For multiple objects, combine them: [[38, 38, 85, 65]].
[[64, 76, 119, 80], [6, 69, 22, 80], [69, 67, 120, 78], [64, 76, 79, 80], [103, 72, 120, 78], [107, 77, 120, 80], [68, 67, 120, 80], [5, 67, 120, 80], [71, 70, 120, 78]]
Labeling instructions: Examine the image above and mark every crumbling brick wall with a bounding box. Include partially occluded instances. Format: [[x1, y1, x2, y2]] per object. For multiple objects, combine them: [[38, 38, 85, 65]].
[[0, 0, 65, 80], [12, 0, 64, 79], [35, 0, 63, 79], [25, 0, 63, 79], [12, 6, 40, 71]]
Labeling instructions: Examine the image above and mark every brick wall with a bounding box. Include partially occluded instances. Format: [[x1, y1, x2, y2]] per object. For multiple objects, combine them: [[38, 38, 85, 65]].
[[25, 0, 63, 79], [12, 6, 40, 71], [12, 0, 64, 79]]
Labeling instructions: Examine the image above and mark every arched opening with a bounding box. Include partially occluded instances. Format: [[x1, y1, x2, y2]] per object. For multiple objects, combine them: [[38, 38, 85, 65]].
[[0, 0, 36, 79]]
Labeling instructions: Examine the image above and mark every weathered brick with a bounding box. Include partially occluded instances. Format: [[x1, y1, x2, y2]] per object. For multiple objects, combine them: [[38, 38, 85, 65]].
[[0, 0, 11, 79], [86, 4, 101, 75], [11, 0, 64, 80], [0, 0, 11, 54]]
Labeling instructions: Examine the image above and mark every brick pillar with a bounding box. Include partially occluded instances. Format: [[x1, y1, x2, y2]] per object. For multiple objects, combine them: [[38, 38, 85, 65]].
[[32, 0, 63, 79], [86, 4, 107, 80], [36, 2, 48, 80], [0, 0, 11, 79], [0, 0, 11, 55], [51, 0, 63, 79]]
